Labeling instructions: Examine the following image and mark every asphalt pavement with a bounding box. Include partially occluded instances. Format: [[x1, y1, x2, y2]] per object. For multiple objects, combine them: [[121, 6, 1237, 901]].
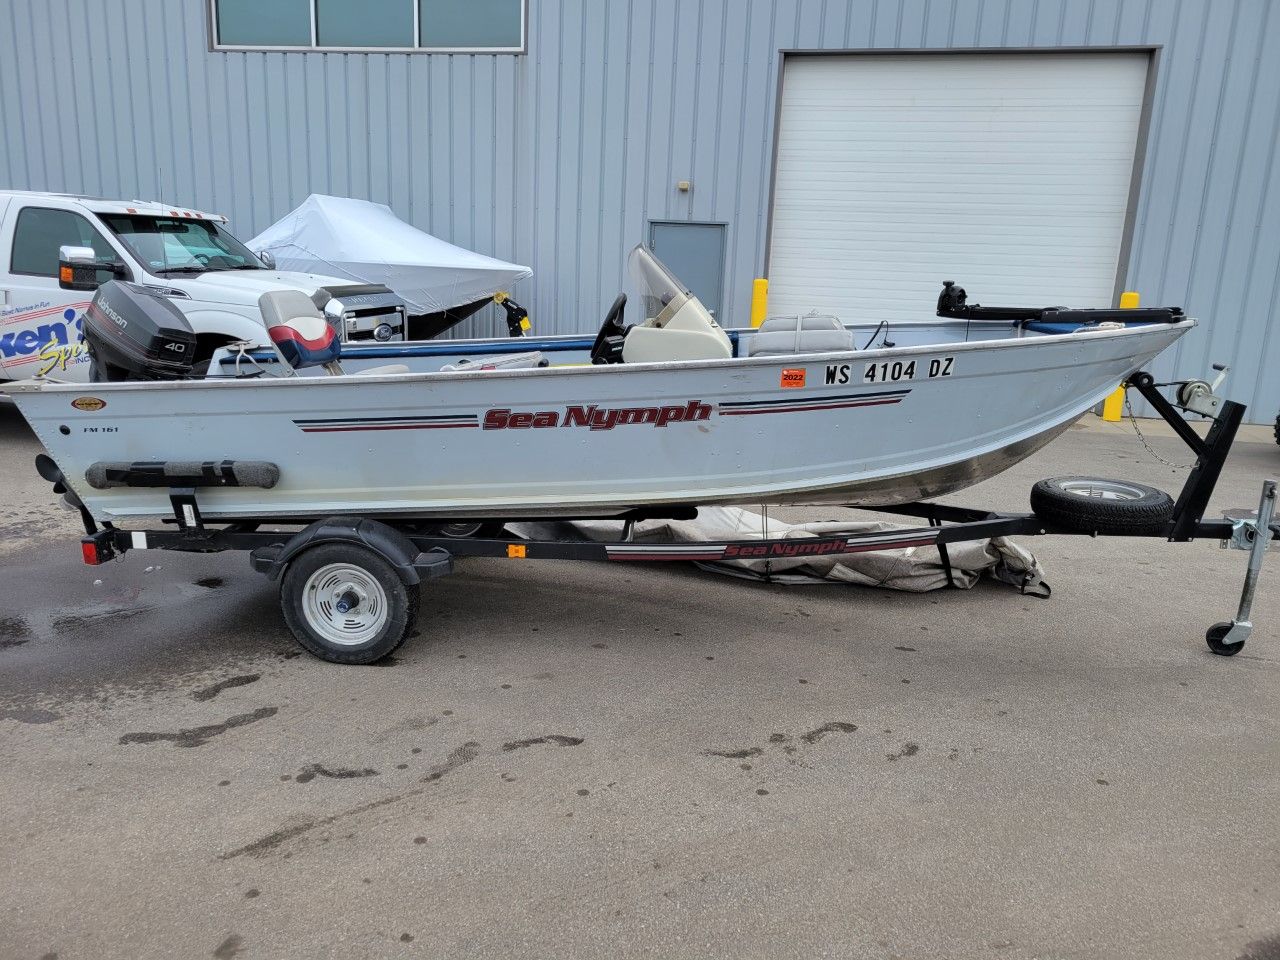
[[1, 401, 1277, 960]]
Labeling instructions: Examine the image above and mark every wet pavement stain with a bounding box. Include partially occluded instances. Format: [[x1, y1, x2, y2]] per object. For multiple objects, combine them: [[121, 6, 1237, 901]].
[[119, 707, 279, 748], [294, 763, 379, 784], [501, 735, 585, 751], [0, 616, 31, 649], [800, 722, 858, 745], [1238, 935, 1280, 960], [222, 736, 579, 860], [423, 741, 482, 781], [222, 741, 479, 860], [703, 747, 764, 759], [1, 707, 61, 724], [190, 674, 261, 702], [194, 577, 225, 589], [706, 722, 859, 762], [51, 606, 149, 632], [212, 933, 245, 958], [886, 742, 920, 761]]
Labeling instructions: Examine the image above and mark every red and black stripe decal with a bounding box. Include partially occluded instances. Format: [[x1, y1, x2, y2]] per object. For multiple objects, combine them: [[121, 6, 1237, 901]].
[[718, 389, 909, 416], [294, 414, 479, 433]]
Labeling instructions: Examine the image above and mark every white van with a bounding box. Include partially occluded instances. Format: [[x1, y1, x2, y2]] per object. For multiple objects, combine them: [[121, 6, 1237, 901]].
[[0, 191, 405, 383]]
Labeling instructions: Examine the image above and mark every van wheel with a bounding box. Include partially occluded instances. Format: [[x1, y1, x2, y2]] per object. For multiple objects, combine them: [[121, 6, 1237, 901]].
[[1029, 476, 1174, 536], [280, 543, 418, 664]]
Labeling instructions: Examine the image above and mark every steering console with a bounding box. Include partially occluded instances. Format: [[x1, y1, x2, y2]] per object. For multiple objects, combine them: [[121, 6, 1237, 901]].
[[590, 294, 629, 365]]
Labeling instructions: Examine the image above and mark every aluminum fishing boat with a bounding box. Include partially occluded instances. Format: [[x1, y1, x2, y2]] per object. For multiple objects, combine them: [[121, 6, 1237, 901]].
[[3, 246, 1191, 524]]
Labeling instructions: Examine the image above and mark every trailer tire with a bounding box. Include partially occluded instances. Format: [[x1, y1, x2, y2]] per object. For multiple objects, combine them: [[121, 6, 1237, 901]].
[[280, 542, 419, 664], [1029, 476, 1174, 536]]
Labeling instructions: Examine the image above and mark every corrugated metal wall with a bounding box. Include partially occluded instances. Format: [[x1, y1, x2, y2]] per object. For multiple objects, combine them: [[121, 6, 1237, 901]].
[[2, 0, 1278, 419]]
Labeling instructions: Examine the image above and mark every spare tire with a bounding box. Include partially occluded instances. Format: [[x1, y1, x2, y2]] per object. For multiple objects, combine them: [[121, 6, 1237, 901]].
[[1030, 476, 1174, 536]]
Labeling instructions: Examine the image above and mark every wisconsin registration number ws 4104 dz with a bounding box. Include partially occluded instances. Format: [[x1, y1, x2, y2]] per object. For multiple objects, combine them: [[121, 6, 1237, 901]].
[[825, 356, 955, 385]]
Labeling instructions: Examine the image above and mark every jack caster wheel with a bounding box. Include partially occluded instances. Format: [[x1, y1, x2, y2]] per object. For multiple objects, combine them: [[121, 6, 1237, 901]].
[[1205, 621, 1245, 657], [280, 542, 419, 664]]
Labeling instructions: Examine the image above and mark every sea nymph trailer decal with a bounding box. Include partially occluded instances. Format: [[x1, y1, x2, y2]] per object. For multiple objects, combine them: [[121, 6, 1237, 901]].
[[604, 528, 942, 562]]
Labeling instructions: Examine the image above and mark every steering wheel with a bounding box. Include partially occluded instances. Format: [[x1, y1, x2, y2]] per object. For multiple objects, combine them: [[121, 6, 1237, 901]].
[[590, 293, 628, 364]]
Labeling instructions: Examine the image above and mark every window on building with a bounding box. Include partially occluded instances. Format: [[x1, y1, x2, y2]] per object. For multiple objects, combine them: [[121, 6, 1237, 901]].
[[419, 0, 522, 48], [210, 0, 525, 52], [10, 208, 117, 278]]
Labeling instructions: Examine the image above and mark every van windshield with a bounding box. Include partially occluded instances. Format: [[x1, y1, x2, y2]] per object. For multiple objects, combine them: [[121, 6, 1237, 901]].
[[99, 215, 264, 275]]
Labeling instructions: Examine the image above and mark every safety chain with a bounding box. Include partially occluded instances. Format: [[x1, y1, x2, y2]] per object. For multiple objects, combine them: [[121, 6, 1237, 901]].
[[1124, 394, 1197, 469]]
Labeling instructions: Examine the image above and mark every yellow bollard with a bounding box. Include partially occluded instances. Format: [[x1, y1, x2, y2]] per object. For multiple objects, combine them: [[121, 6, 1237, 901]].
[[750, 278, 769, 328], [1101, 291, 1140, 421]]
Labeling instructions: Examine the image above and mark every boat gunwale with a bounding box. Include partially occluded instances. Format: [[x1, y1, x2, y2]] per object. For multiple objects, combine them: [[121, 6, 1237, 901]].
[[0, 317, 1196, 394]]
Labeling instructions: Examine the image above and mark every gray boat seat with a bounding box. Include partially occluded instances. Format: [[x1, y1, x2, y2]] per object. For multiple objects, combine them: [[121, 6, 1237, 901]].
[[260, 289, 326, 332], [747, 314, 853, 357], [440, 351, 548, 372]]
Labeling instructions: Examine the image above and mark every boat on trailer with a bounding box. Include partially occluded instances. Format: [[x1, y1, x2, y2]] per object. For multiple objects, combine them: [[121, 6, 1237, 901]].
[[7, 246, 1191, 523], [4, 245, 1274, 665]]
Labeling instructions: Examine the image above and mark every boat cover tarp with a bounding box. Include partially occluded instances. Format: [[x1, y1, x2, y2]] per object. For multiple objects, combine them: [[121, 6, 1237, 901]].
[[511, 506, 1047, 593], [248, 195, 532, 315]]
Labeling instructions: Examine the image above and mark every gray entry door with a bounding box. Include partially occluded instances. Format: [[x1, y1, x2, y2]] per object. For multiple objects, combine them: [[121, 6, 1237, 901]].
[[648, 221, 726, 320]]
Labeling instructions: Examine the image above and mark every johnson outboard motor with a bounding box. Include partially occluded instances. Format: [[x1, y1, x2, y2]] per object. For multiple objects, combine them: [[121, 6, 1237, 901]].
[[82, 281, 197, 382]]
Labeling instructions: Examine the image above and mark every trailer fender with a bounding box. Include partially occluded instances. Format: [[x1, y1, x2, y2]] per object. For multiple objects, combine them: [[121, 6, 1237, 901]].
[[249, 517, 452, 585]]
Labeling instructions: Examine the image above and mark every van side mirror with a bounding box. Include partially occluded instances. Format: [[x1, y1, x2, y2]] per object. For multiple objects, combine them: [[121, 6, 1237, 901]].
[[58, 245, 128, 291], [257, 250, 276, 270]]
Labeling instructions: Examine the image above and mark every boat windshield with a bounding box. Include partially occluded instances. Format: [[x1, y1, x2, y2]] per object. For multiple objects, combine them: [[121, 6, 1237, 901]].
[[628, 244, 691, 326]]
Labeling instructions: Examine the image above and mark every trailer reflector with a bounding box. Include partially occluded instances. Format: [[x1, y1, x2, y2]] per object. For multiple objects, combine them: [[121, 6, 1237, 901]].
[[81, 540, 102, 565]]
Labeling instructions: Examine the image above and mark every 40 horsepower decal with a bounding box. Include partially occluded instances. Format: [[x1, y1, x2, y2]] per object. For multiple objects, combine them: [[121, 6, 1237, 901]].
[[484, 401, 712, 431]]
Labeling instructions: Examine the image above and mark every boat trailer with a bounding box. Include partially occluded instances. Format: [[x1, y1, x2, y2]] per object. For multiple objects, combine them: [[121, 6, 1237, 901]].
[[54, 370, 1277, 665]]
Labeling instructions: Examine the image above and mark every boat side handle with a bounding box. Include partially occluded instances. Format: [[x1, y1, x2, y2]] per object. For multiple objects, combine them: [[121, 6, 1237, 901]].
[[84, 460, 280, 490]]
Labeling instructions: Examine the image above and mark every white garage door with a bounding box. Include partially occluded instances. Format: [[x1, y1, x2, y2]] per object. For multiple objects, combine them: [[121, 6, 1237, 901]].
[[767, 52, 1150, 323]]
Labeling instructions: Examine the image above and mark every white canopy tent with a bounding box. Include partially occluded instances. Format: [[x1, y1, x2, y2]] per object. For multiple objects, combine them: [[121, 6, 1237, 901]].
[[249, 195, 532, 315]]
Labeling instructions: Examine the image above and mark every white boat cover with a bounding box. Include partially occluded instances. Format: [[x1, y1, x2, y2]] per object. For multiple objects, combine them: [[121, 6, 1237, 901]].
[[248, 194, 532, 314], [512, 507, 1048, 594]]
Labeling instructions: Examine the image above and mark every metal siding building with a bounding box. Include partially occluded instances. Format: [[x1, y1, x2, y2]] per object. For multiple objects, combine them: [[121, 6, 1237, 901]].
[[2, 0, 1278, 419]]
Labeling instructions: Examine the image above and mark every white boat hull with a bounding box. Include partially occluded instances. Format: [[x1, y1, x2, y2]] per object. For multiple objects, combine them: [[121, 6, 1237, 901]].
[[6, 321, 1192, 522]]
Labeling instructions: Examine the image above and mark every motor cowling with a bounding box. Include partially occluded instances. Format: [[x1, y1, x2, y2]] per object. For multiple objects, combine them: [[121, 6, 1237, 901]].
[[83, 281, 197, 381]]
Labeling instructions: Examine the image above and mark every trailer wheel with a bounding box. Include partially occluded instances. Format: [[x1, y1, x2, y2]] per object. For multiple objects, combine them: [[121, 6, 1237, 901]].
[[1205, 621, 1245, 657], [425, 521, 507, 539], [280, 543, 419, 664], [1029, 476, 1174, 536]]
